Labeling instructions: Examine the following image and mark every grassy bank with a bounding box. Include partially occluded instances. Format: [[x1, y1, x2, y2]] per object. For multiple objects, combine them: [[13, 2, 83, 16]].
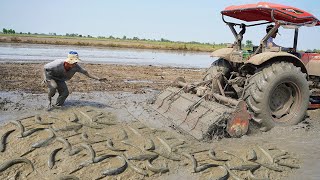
[[0, 34, 226, 52]]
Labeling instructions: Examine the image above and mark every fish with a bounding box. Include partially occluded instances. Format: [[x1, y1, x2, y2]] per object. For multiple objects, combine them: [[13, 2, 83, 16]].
[[10, 120, 25, 137], [195, 163, 218, 173], [182, 152, 197, 172], [157, 137, 172, 153], [106, 138, 126, 151], [123, 155, 148, 176], [128, 126, 142, 136], [78, 110, 94, 122], [48, 147, 63, 169], [246, 149, 257, 161], [209, 149, 228, 161], [0, 129, 15, 152], [92, 112, 104, 122], [68, 112, 79, 122], [146, 159, 169, 173], [119, 128, 128, 140], [80, 143, 115, 163], [23, 128, 46, 137], [53, 124, 83, 132], [0, 158, 34, 173], [251, 161, 283, 172], [69, 147, 83, 156], [224, 164, 243, 180], [247, 170, 270, 180], [170, 140, 185, 149], [34, 115, 53, 125], [276, 161, 300, 169], [75, 122, 103, 129], [58, 175, 80, 180], [127, 153, 158, 161], [229, 164, 261, 171], [56, 137, 72, 151], [150, 150, 181, 161], [11, 120, 46, 137], [257, 146, 273, 164], [144, 138, 155, 151], [224, 151, 244, 162], [80, 143, 96, 162], [81, 132, 90, 142], [121, 140, 143, 152], [209, 166, 229, 180], [31, 128, 56, 148], [101, 156, 128, 176]]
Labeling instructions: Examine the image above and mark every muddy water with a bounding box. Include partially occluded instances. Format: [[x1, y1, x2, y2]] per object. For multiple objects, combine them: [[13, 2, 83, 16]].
[[0, 43, 215, 68]]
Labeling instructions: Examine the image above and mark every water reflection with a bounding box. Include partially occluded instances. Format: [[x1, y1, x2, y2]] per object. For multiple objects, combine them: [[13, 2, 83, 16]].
[[0, 43, 217, 68]]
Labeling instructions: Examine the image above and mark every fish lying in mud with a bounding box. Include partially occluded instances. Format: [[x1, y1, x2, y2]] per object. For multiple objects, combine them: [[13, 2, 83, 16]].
[[106, 138, 126, 152], [121, 140, 143, 152], [157, 137, 172, 153], [209, 166, 229, 180], [146, 159, 169, 173], [34, 115, 53, 125], [10, 120, 45, 137], [0, 129, 15, 152], [144, 138, 155, 151], [80, 143, 116, 163], [58, 175, 80, 180], [246, 149, 257, 161], [101, 156, 128, 176], [123, 155, 148, 176], [127, 153, 158, 161], [68, 112, 79, 122], [209, 149, 228, 161], [257, 146, 273, 164], [224, 164, 242, 180], [247, 170, 269, 180], [229, 164, 260, 171], [182, 152, 217, 173], [52, 124, 83, 132], [149, 150, 181, 161], [0, 158, 34, 175], [31, 128, 56, 148], [48, 147, 63, 169]]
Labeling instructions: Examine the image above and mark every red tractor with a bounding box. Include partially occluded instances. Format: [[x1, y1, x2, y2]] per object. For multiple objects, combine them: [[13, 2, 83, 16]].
[[153, 2, 320, 140]]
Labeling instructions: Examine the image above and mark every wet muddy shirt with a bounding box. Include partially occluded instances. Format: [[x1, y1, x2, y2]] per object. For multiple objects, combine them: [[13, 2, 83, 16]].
[[44, 59, 87, 81]]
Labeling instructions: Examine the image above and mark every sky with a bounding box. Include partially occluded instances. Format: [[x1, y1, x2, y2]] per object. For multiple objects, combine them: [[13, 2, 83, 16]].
[[1, 0, 320, 50]]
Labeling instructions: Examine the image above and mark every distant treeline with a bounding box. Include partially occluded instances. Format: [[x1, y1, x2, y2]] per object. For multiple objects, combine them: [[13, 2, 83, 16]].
[[1, 28, 220, 46], [1, 28, 319, 52]]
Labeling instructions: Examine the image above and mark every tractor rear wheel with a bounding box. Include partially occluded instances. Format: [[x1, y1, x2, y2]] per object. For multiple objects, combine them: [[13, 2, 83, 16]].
[[203, 59, 231, 93], [244, 62, 309, 130]]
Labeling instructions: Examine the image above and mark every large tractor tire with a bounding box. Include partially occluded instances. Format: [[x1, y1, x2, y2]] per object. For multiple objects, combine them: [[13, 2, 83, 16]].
[[203, 59, 231, 93], [244, 62, 309, 130]]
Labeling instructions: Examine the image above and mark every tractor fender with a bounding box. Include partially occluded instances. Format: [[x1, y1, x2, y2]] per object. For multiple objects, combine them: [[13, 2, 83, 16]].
[[246, 52, 307, 74], [210, 48, 233, 61]]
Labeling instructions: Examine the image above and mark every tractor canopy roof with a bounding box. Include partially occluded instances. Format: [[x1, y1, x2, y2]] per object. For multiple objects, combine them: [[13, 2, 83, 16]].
[[221, 2, 320, 26]]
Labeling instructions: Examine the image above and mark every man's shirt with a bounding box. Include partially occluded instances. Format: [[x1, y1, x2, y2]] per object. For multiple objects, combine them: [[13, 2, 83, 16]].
[[44, 59, 87, 81]]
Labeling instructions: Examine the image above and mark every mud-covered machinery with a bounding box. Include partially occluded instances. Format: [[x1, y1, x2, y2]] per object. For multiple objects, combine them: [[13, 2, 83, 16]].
[[152, 2, 320, 140]]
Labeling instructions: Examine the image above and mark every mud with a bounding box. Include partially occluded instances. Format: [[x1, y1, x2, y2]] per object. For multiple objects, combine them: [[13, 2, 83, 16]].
[[0, 63, 320, 179]]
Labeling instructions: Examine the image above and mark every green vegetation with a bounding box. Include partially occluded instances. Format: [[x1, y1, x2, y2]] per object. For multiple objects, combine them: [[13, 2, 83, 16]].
[[0, 28, 227, 52], [1, 28, 319, 52]]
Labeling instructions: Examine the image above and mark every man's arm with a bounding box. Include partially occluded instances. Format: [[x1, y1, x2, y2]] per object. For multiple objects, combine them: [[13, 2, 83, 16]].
[[80, 69, 106, 81]]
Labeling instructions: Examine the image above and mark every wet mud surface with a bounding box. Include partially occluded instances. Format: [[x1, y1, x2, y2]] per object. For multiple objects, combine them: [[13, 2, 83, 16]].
[[0, 63, 320, 179], [0, 90, 319, 180]]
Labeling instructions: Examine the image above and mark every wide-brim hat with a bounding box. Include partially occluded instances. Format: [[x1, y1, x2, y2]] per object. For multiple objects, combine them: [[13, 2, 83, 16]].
[[65, 51, 81, 64]]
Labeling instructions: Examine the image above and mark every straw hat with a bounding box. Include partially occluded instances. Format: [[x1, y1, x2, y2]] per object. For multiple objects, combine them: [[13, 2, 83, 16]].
[[65, 51, 81, 64]]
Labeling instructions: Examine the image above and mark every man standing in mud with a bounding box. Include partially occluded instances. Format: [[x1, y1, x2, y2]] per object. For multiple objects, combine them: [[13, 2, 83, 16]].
[[43, 51, 106, 108]]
